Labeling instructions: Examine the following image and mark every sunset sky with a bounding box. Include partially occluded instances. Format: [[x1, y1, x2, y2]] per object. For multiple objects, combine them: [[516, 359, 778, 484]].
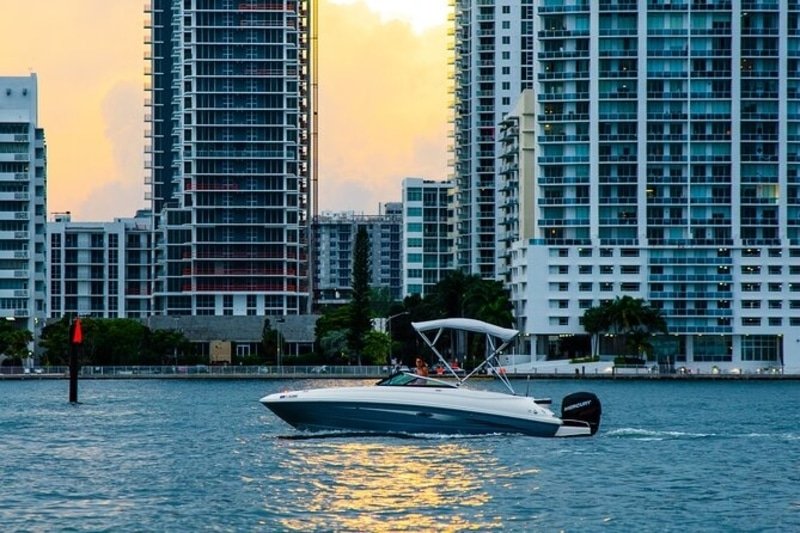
[[0, 0, 449, 221]]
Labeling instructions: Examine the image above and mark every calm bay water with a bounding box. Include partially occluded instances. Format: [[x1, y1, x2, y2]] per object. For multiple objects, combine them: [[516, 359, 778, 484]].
[[1, 378, 798, 532]]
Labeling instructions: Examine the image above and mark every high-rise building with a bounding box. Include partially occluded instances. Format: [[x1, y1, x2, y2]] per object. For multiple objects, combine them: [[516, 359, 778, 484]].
[[451, 0, 534, 279], [312, 204, 403, 306], [497, 89, 535, 286], [0, 74, 47, 345], [402, 178, 453, 297], [145, 0, 315, 316], [507, 2, 800, 372], [48, 210, 152, 318]]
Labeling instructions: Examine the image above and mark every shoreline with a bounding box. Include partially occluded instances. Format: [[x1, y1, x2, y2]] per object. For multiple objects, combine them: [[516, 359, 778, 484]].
[[1, 373, 798, 381]]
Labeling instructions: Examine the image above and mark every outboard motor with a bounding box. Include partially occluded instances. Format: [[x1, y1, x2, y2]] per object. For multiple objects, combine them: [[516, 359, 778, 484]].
[[561, 392, 602, 436]]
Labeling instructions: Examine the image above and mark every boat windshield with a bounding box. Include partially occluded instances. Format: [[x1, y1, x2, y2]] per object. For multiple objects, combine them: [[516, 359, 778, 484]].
[[375, 372, 457, 388]]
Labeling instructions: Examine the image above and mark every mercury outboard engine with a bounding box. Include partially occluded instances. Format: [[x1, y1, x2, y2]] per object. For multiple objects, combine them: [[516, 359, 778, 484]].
[[561, 392, 602, 436]]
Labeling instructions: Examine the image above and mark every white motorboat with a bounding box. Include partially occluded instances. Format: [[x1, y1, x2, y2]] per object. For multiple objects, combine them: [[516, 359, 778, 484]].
[[260, 318, 601, 438]]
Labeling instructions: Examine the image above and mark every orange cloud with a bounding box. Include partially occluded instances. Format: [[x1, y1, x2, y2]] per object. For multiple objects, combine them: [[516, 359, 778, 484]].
[[318, 1, 449, 212], [0, 1, 448, 220], [0, 1, 146, 221]]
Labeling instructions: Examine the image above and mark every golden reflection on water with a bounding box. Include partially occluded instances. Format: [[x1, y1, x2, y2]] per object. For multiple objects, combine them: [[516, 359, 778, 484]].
[[276, 441, 505, 532]]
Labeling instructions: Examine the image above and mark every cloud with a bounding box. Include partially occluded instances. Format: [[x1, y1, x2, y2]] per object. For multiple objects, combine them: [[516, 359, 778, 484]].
[[0, 0, 449, 219], [317, 1, 449, 213], [74, 81, 147, 221]]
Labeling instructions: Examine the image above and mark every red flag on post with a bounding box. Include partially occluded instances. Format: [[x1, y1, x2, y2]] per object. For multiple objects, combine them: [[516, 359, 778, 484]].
[[71, 318, 83, 345]]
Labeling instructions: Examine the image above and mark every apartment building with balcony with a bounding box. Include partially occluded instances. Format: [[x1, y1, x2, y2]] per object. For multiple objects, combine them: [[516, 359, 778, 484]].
[[146, 0, 315, 316], [506, 0, 800, 372], [48, 210, 152, 319], [451, 0, 534, 279], [402, 178, 454, 297], [0, 74, 47, 340], [312, 203, 403, 307]]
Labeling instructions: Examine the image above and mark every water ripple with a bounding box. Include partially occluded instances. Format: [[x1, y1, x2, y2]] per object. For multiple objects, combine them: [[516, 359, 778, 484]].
[[1, 379, 799, 531]]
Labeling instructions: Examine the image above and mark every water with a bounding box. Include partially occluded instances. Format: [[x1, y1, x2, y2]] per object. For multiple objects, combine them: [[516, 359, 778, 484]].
[[1, 378, 799, 532]]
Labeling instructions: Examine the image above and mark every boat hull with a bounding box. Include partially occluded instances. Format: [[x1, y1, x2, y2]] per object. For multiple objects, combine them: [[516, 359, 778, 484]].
[[261, 386, 571, 438]]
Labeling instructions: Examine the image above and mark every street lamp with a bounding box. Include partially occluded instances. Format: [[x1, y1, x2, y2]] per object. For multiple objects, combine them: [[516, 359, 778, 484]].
[[386, 311, 410, 367]]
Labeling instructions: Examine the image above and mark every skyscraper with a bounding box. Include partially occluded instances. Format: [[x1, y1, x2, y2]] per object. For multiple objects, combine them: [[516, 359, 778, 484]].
[[0, 74, 47, 346], [145, 0, 315, 316], [509, 1, 800, 372], [451, 0, 534, 279]]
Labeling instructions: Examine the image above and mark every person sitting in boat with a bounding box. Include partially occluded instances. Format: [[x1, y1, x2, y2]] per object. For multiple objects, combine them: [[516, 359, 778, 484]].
[[415, 357, 429, 379]]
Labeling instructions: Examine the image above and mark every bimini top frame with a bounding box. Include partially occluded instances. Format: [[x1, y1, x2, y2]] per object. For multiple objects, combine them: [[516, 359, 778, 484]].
[[411, 318, 520, 394]]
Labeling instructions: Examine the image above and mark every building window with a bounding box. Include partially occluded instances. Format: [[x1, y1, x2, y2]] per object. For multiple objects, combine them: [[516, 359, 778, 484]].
[[742, 317, 761, 326], [579, 282, 592, 291], [693, 336, 731, 362], [741, 335, 779, 361], [579, 265, 592, 275], [600, 265, 614, 274]]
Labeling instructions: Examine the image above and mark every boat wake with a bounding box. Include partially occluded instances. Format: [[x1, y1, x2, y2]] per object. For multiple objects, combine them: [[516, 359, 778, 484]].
[[606, 428, 717, 440], [608, 428, 799, 441]]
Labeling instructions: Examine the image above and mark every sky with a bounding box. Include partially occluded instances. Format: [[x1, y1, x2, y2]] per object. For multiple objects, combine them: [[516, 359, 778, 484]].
[[0, 0, 449, 221]]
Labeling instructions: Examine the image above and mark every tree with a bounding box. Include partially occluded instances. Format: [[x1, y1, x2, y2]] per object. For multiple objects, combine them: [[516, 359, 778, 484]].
[[147, 329, 191, 365], [581, 297, 667, 361], [361, 330, 390, 365], [261, 318, 278, 363], [0, 328, 33, 365], [582, 303, 612, 357], [347, 225, 372, 364], [39, 316, 72, 366]]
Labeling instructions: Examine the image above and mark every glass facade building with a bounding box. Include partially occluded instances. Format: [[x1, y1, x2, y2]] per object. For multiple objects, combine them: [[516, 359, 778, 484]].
[[507, 0, 800, 371], [146, 0, 314, 316], [402, 178, 454, 297]]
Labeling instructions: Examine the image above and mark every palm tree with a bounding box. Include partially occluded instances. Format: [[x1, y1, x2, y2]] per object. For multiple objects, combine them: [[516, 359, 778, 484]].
[[582, 304, 612, 357], [581, 297, 667, 360]]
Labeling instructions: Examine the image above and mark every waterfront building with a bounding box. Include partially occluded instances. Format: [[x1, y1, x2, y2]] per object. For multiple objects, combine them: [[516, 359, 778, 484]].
[[145, 0, 316, 317], [312, 204, 403, 306], [0, 74, 47, 345], [402, 178, 454, 297], [497, 89, 535, 286], [48, 210, 153, 319], [451, 0, 534, 279], [506, 1, 800, 372]]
